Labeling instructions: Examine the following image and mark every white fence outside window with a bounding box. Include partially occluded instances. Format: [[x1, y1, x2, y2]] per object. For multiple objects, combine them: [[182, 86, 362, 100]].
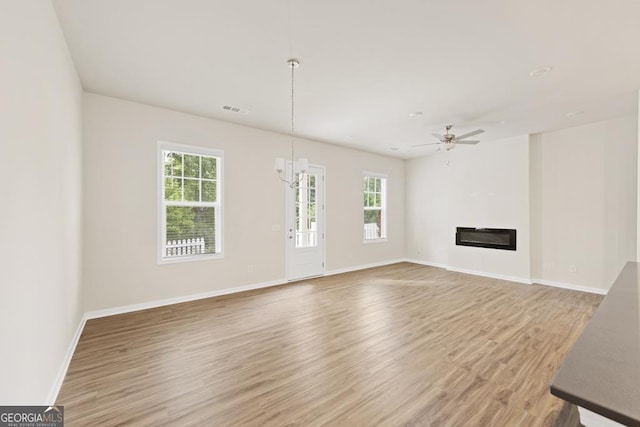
[[166, 237, 206, 257], [364, 223, 380, 240]]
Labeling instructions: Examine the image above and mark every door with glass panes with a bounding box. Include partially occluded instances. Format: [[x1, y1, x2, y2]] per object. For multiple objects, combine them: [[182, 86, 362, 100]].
[[286, 164, 325, 280]]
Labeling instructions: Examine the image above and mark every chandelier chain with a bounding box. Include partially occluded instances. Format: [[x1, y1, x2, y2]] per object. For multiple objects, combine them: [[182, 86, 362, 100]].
[[275, 58, 305, 189]]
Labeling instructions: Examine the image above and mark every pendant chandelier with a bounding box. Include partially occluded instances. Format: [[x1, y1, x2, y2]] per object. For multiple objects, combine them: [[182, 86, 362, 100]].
[[274, 58, 308, 188]]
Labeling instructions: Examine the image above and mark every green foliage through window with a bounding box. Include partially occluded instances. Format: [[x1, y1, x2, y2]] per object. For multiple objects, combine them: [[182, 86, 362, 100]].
[[162, 147, 221, 258]]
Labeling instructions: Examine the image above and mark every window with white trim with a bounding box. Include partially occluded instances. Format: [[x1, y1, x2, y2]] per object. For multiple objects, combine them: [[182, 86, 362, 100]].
[[158, 141, 223, 263], [363, 173, 387, 241]]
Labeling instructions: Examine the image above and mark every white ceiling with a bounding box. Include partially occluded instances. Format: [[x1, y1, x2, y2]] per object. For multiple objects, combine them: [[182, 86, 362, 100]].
[[52, 0, 640, 159]]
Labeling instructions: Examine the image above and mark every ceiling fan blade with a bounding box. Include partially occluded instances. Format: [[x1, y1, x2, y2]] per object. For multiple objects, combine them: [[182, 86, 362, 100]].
[[431, 133, 445, 140], [455, 140, 479, 145], [455, 129, 484, 140], [412, 142, 441, 147]]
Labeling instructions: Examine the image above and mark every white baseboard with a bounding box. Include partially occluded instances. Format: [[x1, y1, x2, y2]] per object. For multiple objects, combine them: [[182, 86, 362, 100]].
[[404, 260, 608, 294], [404, 259, 532, 284], [46, 314, 86, 405], [85, 278, 289, 320], [531, 278, 608, 295], [84, 259, 410, 320], [323, 258, 406, 276], [403, 258, 448, 269], [446, 266, 533, 284]]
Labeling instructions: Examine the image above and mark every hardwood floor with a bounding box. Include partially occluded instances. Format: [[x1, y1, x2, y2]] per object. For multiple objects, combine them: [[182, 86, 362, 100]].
[[57, 263, 601, 426]]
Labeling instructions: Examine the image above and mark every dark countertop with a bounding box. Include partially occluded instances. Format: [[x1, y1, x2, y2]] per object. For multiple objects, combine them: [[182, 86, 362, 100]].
[[551, 262, 640, 427]]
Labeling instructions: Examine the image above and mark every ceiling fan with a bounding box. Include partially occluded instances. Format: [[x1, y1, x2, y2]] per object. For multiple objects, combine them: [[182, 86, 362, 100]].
[[413, 124, 484, 151]]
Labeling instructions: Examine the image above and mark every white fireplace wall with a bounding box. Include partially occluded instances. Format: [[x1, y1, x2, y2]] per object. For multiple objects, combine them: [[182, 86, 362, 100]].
[[406, 135, 531, 282], [446, 135, 531, 281]]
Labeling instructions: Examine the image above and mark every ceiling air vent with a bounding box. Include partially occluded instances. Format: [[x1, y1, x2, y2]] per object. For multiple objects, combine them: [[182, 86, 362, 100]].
[[221, 105, 249, 115]]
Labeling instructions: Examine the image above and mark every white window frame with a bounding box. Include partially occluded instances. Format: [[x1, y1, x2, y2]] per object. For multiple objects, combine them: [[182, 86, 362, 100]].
[[362, 172, 387, 243], [157, 140, 224, 264]]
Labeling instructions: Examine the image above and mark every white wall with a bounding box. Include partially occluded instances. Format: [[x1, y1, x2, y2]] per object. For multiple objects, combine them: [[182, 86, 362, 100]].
[[531, 116, 637, 291], [82, 93, 404, 311], [406, 136, 531, 282], [0, 1, 83, 404], [637, 91, 640, 261], [405, 151, 449, 267]]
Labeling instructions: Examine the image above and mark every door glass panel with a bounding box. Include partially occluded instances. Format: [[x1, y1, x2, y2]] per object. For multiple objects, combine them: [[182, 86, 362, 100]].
[[295, 173, 317, 248]]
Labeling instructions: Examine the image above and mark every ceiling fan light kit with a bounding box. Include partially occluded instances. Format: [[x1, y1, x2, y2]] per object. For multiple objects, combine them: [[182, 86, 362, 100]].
[[413, 124, 485, 152]]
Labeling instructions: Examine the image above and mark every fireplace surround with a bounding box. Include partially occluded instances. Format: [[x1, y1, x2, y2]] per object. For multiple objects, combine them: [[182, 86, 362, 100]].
[[455, 227, 517, 251]]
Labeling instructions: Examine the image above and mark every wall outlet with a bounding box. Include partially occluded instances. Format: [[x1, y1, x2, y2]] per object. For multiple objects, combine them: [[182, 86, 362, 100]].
[[569, 265, 577, 273], [247, 264, 253, 273], [417, 248, 422, 255], [271, 224, 280, 232]]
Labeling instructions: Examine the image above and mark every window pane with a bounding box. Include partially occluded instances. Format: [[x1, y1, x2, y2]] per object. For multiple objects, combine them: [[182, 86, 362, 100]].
[[202, 156, 217, 179], [363, 223, 381, 239], [368, 178, 376, 192], [298, 203, 307, 221], [368, 193, 376, 207], [364, 209, 382, 239], [184, 178, 200, 202], [364, 209, 379, 224], [184, 154, 200, 178], [165, 178, 182, 201], [165, 206, 216, 256], [295, 173, 317, 248], [202, 180, 216, 202], [376, 192, 381, 206], [164, 152, 183, 177]]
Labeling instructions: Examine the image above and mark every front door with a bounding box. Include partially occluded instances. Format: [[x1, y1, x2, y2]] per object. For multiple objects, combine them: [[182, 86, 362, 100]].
[[286, 164, 325, 280]]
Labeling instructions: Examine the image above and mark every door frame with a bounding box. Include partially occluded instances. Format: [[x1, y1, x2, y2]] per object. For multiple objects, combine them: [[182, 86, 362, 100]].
[[284, 162, 326, 281]]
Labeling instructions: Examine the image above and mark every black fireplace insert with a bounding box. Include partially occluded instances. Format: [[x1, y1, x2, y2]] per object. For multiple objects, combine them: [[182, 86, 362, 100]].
[[455, 227, 516, 251]]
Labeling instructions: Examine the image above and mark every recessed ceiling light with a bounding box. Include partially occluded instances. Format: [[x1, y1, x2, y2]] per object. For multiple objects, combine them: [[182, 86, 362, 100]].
[[566, 111, 584, 118], [408, 112, 423, 118], [529, 66, 553, 77], [499, 120, 507, 125], [390, 147, 400, 151]]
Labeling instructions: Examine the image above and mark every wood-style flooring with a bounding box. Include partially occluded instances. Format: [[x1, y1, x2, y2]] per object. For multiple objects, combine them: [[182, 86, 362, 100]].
[[57, 263, 602, 426]]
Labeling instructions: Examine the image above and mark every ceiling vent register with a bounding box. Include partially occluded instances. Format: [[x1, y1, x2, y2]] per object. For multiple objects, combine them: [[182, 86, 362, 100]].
[[221, 105, 249, 115]]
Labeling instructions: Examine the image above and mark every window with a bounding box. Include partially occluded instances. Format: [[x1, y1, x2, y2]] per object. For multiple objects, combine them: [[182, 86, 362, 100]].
[[158, 141, 223, 263], [295, 173, 317, 248], [363, 173, 386, 241]]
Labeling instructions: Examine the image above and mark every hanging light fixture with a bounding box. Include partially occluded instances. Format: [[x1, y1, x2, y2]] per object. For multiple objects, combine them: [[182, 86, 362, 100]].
[[274, 58, 308, 188]]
